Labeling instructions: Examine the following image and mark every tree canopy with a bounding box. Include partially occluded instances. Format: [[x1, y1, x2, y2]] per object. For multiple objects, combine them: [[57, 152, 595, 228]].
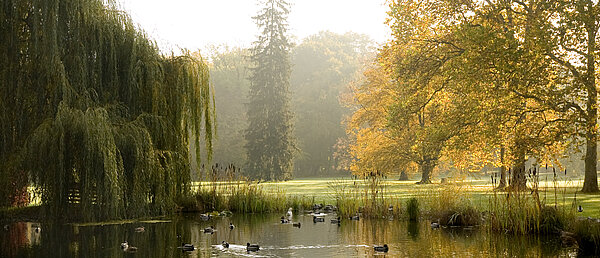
[[347, 0, 599, 190], [0, 0, 215, 220]]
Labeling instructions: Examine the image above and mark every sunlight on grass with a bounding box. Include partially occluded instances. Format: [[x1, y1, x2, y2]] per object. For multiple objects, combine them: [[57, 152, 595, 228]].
[[192, 175, 600, 217]]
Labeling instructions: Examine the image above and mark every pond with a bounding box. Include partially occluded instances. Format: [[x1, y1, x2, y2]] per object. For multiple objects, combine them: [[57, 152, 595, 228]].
[[1, 212, 577, 257]]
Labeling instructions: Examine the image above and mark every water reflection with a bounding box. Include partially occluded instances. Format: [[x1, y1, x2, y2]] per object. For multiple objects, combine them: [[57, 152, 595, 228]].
[[407, 221, 419, 240], [1, 212, 576, 257]]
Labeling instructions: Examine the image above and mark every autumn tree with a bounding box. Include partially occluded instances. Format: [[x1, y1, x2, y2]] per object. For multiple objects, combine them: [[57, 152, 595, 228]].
[[349, 0, 568, 186], [436, 0, 571, 189], [347, 59, 412, 178], [541, 0, 600, 192], [382, 0, 483, 184], [245, 0, 295, 180], [458, 0, 600, 192]]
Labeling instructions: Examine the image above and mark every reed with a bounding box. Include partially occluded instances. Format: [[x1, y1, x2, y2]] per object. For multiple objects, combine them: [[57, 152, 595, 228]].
[[327, 173, 402, 219], [180, 164, 312, 214], [423, 183, 481, 226], [406, 198, 419, 221], [488, 167, 575, 235]]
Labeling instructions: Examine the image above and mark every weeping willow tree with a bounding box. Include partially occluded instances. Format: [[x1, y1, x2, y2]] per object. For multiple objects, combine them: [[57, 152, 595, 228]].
[[0, 0, 214, 221]]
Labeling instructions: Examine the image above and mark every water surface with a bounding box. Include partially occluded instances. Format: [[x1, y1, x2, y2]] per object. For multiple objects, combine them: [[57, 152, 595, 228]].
[[1, 212, 576, 257]]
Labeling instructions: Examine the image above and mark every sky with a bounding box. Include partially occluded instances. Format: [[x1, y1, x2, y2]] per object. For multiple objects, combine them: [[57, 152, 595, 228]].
[[116, 0, 391, 53]]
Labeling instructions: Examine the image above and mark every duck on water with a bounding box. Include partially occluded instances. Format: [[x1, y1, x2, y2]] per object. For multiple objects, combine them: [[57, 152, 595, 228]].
[[121, 241, 138, 252], [204, 226, 215, 234], [374, 244, 389, 252], [180, 243, 195, 251], [247, 243, 260, 252], [222, 241, 230, 248]]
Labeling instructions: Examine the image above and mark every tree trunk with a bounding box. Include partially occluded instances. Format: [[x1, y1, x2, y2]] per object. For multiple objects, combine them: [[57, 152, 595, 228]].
[[399, 169, 409, 181], [510, 146, 527, 190], [417, 161, 433, 184], [582, 128, 598, 192], [581, 12, 599, 193], [497, 147, 507, 189]]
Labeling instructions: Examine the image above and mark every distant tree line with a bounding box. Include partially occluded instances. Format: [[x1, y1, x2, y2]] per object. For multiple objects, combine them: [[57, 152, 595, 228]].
[[205, 31, 375, 179]]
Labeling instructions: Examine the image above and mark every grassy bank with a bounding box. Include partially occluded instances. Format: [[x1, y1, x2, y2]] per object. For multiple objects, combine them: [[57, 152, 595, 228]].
[[191, 173, 600, 217]]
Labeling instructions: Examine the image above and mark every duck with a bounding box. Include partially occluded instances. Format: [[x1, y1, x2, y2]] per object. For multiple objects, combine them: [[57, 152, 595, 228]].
[[221, 241, 230, 248], [181, 243, 194, 251], [281, 216, 290, 224], [313, 203, 323, 211], [229, 223, 235, 230], [388, 205, 394, 212], [134, 226, 145, 233], [578, 205, 583, 212], [313, 216, 325, 223], [219, 210, 233, 217], [200, 213, 211, 221], [287, 208, 293, 217], [204, 226, 215, 234], [246, 242, 260, 252], [121, 241, 138, 252], [292, 222, 301, 228], [330, 217, 341, 224], [431, 222, 440, 229], [374, 244, 389, 252], [349, 215, 360, 221]]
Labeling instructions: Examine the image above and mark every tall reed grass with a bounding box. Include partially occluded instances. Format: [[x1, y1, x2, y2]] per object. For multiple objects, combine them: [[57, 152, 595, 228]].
[[488, 167, 575, 235], [327, 172, 401, 219], [178, 164, 312, 214], [424, 183, 481, 226]]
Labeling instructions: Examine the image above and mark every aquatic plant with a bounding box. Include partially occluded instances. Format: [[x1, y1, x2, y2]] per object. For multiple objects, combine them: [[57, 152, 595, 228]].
[[327, 174, 401, 218], [573, 218, 600, 255], [488, 167, 575, 235], [407, 198, 419, 221], [424, 184, 481, 226], [186, 164, 312, 213]]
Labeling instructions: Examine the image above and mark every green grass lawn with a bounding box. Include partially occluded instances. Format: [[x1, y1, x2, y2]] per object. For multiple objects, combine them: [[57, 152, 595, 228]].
[[194, 173, 600, 218]]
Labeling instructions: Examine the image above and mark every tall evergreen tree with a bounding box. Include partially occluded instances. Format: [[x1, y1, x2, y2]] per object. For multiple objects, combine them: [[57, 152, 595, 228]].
[[245, 0, 295, 180]]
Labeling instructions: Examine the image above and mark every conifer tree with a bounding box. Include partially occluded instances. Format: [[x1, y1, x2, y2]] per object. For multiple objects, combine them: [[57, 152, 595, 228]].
[[245, 0, 295, 180]]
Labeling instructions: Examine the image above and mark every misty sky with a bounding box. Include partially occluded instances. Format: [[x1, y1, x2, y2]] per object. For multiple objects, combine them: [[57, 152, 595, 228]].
[[117, 0, 391, 52]]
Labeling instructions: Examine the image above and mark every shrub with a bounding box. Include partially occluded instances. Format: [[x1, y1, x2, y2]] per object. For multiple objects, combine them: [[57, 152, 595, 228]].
[[407, 198, 419, 221], [573, 219, 600, 255]]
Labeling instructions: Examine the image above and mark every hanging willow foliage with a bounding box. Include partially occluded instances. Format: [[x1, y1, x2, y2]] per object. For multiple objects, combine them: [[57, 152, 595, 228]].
[[0, 0, 215, 221]]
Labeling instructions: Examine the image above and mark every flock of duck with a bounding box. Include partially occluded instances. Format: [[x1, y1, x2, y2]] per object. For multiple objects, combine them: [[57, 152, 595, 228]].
[[120, 204, 391, 254]]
